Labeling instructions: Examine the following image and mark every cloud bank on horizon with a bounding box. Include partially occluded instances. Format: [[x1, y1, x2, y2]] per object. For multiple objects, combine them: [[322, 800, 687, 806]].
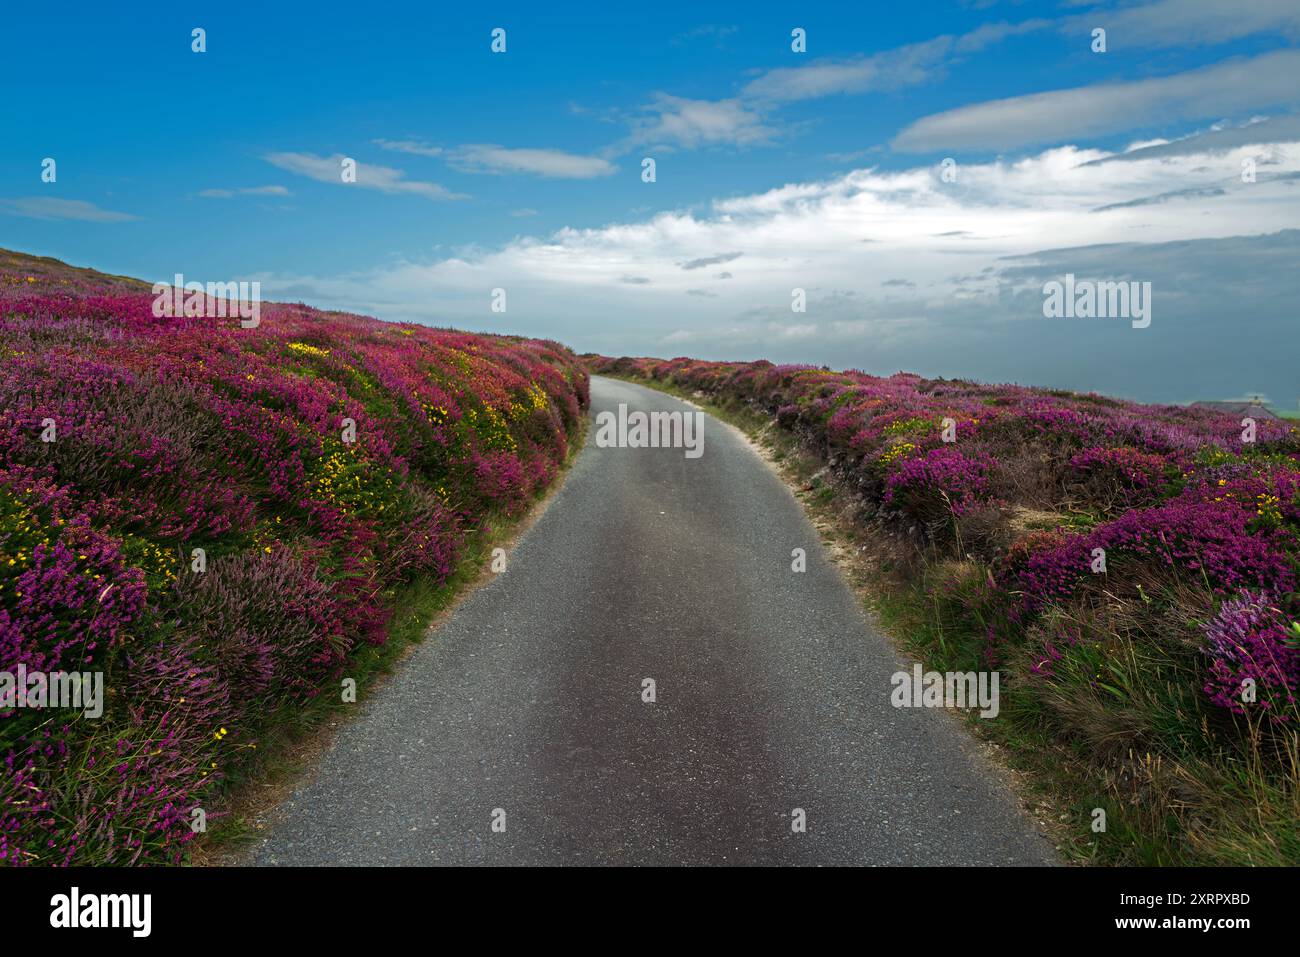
[[3, 0, 1298, 406]]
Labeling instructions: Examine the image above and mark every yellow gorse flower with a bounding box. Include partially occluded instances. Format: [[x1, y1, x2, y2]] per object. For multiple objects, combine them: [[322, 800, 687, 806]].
[[879, 442, 917, 465], [287, 341, 331, 358]]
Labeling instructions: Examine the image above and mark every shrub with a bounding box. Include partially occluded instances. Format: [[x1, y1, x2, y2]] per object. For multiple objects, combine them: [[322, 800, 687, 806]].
[[1201, 591, 1300, 721]]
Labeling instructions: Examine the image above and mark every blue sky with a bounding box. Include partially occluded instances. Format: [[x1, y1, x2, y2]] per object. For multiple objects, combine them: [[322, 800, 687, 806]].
[[3, 0, 1299, 406]]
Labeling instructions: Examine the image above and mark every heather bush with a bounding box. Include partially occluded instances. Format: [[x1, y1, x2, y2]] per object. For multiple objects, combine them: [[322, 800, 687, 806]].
[[591, 355, 1300, 723], [1068, 446, 1180, 511], [1201, 591, 1300, 720], [884, 447, 995, 521], [1, 270, 588, 864]]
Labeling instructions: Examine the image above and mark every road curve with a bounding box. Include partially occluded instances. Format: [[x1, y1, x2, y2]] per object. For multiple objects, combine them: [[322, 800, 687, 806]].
[[249, 376, 1057, 866]]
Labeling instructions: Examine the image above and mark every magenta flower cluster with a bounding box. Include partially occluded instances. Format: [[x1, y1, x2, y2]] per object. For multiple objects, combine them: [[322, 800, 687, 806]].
[[884, 447, 994, 517], [1201, 591, 1300, 719], [1, 273, 589, 864], [592, 354, 1300, 725]]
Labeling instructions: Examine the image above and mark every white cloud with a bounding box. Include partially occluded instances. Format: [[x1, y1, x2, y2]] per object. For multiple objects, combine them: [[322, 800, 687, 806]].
[[263, 134, 1300, 353], [621, 94, 776, 150], [372, 139, 444, 157], [0, 197, 136, 222], [198, 185, 291, 198], [741, 38, 952, 105], [447, 145, 616, 178], [738, 21, 1058, 107], [954, 18, 1053, 52], [892, 50, 1300, 152], [264, 152, 466, 201], [1065, 0, 1300, 49], [589, 2, 1300, 157], [1080, 114, 1300, 164]]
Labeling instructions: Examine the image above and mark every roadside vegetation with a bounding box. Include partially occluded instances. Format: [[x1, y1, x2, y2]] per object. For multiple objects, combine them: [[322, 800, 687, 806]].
[[591, 356, 1300, 865], [0, 252, 588, 864]]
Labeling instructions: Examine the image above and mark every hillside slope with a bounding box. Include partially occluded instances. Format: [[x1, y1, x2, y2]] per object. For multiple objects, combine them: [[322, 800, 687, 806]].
[[0, 252, 588, 864]]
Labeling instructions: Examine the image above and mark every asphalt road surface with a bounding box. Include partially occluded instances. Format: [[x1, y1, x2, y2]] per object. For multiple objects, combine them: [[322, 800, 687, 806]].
[[249, 376, 1057, 866]]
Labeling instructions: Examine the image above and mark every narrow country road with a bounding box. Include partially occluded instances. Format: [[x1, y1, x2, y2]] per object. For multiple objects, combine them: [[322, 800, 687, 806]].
[[249, 376, 1057, 866]]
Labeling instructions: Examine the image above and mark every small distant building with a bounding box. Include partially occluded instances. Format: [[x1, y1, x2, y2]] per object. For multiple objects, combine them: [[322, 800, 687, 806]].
[[1191, 400, 1282, 420]]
